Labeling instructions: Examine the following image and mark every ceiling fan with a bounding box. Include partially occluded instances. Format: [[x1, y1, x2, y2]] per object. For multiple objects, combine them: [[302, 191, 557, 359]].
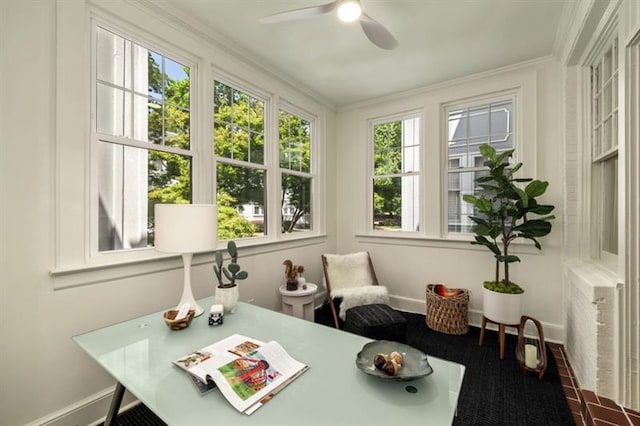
[[259, 0, 398, 50]]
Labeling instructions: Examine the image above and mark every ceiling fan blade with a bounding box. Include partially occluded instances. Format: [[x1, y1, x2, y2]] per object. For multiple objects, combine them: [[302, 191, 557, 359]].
[[359, 12, 398, 50], [259, 1, 338, 24]]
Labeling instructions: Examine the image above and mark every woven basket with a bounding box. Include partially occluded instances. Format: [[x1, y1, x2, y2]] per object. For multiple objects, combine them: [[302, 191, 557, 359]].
[[425, 284, 469, 335]]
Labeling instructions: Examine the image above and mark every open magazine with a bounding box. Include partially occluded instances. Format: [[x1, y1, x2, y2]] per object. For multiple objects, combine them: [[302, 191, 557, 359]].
[[173, 334, 309, 414]]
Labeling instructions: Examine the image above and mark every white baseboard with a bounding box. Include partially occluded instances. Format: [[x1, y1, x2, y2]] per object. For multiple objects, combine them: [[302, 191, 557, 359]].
[[26, 385, 137, 426], [389, 294, 565, 344]]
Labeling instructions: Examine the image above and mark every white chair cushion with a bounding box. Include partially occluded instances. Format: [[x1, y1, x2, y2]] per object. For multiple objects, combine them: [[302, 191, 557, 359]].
[[323, 252, 375, 291]]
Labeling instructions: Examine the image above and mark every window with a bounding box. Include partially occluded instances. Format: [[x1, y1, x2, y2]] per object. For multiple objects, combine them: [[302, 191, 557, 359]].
[[94, 26, 193, 252], [53, 7, 326, 288], [279, 109, 313, 233], [371, 115, 420, 232], [590, 35, 619, 264], [214, 81, 266, 240], [446, 99, 513, 233]]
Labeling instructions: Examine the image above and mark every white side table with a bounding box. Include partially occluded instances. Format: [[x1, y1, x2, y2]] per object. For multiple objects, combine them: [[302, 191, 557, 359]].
[[279, 283, 318, 321]]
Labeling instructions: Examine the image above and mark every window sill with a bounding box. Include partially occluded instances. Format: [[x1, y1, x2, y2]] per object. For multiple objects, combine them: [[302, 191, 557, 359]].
[[564, 259, 622, 303], [355, 232, 541, 254], [51, 234, 328, 290]]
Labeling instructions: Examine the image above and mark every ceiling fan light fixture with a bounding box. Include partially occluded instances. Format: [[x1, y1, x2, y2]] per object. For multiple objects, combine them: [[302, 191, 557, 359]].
[[337, 0, 362, 23]]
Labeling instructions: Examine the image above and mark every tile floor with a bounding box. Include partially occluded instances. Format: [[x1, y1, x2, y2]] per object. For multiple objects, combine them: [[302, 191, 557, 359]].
[[549, 343, 640, 426]]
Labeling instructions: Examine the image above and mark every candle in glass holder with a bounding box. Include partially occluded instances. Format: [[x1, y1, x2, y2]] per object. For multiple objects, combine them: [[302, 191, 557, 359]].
[[525, 344, 538, 369]]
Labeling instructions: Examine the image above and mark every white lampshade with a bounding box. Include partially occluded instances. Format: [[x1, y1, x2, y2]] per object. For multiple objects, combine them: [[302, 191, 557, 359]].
[[154, 204, 217, 254], [154, 203, 217, 317]]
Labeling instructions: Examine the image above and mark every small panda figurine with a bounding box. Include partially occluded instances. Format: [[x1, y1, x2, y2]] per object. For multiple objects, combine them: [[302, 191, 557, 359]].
[[208, 304, 224, 326]]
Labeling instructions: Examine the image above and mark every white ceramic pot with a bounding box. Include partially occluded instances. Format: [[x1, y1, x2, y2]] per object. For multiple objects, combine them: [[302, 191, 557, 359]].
[[215, 285, 239, 314], [482, 286, 523, 324]]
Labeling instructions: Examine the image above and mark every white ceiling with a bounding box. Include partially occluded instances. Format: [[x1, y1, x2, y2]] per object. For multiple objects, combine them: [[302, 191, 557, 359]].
[[161, 0, 567, 108]]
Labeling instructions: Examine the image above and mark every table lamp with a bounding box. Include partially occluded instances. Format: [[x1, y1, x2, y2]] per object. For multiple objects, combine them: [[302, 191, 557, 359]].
[[154, 204, 217, 317]]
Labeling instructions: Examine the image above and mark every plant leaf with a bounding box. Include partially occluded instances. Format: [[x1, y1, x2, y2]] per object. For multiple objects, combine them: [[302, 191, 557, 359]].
[[228, 263, 240, 273], [513, 220, 552, 237], [525, 180, 549, 198], [522, 235, 542, 250], [223, 268, 233, 281], [497, 255, 521, 263], [479, 144, 497, 161], [462, 194, 478, 204], [514, 187, 528, 208], [508, 162, 522, 176], [528, 204, 555, 215], [474, 236, 501, 256], [496, 149, 515, 164]]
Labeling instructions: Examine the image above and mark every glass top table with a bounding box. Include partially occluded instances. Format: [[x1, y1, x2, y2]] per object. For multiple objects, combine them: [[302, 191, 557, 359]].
[[74, 298, 465, 425]]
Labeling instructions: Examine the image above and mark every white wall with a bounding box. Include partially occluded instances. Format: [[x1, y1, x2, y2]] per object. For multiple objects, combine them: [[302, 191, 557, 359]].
[[0, 1, 336, 425], [334, 59, 565, 339]]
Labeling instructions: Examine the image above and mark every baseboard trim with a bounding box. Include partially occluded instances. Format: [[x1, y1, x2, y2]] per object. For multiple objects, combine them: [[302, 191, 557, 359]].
[[389, 294, 565, 344], [26, 385, 136, 426]]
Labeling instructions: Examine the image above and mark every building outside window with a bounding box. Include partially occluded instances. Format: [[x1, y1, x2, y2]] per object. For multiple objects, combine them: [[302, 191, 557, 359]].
[[590, 35, 619, 267], [279, 109, 313, 233], [214, 81, 267, 240], [446, 99, 513, 234], [94, 25, 193, 252], [371, 115, 420, 232]]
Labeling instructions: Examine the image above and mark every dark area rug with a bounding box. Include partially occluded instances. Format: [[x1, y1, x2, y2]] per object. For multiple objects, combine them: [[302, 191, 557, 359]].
[[107, 305, 574, 425]]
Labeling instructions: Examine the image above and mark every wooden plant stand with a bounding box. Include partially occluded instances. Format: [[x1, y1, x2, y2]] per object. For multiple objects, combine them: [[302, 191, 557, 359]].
[[478, 316, 521, 359]]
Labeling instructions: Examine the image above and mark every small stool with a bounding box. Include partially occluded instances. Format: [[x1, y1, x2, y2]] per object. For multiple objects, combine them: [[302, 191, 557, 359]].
[[479, 316, 521, 359], [344, 304, 407, 343]]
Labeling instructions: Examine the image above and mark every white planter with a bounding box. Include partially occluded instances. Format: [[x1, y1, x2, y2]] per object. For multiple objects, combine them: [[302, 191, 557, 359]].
[[482, 286, 523, 324], [215, 286, 239, 314]]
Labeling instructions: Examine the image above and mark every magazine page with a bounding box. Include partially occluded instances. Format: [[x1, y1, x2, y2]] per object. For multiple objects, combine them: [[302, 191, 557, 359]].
[[173, 335, 265, 386], [198, 340, 309, 414]]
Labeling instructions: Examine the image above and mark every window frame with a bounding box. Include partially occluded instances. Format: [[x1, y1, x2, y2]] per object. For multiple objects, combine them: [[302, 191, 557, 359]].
[[51, 4, 326, 289], [213, 75, 271, 242], [212, 70, 323, 245], [278, 101, 318, 237], [90, 20, 199, 259], [584, 22, 620, 270], [443, 94, 518, 236], [368, 110, 423, 234]]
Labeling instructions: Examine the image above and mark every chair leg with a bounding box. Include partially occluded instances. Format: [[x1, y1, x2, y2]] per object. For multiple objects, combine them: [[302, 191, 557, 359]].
[[328, 298, 340, 330]]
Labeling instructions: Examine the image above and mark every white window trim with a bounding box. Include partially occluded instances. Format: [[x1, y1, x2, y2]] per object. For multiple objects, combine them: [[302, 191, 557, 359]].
[[213, 73, 271, 243], [367, 110, 424, 236], [580, 13, 621, 273], [89, 18, 201, 261], [442, 92, 520, 237], [278, 100, 319, 237], [51, 2, 327, 289], [212, 68, 325, 245], [358, 68, 536, 246]]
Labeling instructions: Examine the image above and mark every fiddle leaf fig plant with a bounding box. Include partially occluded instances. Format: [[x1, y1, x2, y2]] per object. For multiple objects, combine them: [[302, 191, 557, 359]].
[[462, 144, 555, 294], [213, 241, 248, 288]]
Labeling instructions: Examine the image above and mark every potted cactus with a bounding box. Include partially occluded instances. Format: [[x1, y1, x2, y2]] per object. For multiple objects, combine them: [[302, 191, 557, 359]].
[[213, 241, 248, 313], [463, 144, 555, 324]]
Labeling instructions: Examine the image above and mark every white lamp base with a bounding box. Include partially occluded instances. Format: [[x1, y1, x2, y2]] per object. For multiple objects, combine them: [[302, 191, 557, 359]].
[[178, 253, 203, 316]]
